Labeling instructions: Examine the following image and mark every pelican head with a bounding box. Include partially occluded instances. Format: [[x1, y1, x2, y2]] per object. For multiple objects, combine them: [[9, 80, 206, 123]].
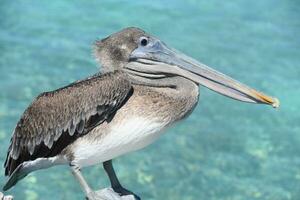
[[94, 27, 279, 108]]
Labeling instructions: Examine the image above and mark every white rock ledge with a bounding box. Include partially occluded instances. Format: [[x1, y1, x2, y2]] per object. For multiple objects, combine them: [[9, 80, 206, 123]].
[[0, 188, 136, 200]]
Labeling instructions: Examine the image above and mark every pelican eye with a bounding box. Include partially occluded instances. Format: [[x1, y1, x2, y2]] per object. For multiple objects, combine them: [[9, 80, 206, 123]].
[[140, 37, 148, 46]]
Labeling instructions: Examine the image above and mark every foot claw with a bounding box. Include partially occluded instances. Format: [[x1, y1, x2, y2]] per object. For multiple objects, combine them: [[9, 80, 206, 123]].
[[0, 192, 13, 200]]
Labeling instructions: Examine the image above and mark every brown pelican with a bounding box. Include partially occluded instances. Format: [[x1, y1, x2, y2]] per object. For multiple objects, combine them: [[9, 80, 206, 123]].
[[2, 27, 279, 200]]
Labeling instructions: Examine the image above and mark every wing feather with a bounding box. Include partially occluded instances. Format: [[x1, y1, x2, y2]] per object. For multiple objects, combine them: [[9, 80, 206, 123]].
[[4, 70, 132, 176]]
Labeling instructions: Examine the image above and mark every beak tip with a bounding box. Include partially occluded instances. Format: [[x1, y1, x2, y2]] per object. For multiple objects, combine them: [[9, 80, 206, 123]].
[[271, 97, 280, 108]]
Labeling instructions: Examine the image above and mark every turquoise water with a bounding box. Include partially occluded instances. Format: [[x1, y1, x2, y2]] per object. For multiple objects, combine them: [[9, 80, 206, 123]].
[[0, 0, 299, 199]]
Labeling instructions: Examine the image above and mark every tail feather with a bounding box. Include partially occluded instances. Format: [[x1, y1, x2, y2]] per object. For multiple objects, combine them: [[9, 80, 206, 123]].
[[3, 164, 28, 191], [3, 156, 66, 191]]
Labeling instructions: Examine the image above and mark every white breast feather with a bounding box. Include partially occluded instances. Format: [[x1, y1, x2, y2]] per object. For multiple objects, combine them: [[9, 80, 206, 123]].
[[73, 117, 167, 167]]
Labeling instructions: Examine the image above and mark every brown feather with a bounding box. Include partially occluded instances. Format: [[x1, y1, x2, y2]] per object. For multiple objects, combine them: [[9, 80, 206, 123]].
[[4, 70, 133, 176]]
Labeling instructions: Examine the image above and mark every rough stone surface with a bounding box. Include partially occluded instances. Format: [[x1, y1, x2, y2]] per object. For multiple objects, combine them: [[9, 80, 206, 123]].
[[0, 188, 135, 200], [3, 196, 13, 200]]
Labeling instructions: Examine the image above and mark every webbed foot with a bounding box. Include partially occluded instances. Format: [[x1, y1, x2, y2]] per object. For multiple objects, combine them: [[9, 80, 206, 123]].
[[113, 186, 141, 200]]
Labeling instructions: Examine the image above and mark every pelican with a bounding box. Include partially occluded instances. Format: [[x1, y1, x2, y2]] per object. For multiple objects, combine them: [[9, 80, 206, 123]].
[[2, 27, 279, 200]]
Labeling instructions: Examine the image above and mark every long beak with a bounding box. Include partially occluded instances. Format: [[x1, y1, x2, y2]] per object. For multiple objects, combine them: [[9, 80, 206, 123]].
[[130, 38, 279, 108]]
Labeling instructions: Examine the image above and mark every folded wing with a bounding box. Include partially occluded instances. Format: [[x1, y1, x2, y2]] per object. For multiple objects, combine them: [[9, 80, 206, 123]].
[[4, 70, 133, 176]]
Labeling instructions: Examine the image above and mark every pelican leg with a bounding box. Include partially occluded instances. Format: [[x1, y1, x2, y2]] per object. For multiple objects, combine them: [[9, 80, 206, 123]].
[[103, 160, 141, 200], [70, 165, 99, 200]]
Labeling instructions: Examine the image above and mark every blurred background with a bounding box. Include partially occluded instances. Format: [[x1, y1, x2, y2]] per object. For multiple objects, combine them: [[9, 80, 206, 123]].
[[0, 0, 299, 199]]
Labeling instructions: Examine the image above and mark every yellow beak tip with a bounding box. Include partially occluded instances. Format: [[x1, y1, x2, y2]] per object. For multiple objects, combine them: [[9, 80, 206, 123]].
[[272, 98, 280, 108]]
